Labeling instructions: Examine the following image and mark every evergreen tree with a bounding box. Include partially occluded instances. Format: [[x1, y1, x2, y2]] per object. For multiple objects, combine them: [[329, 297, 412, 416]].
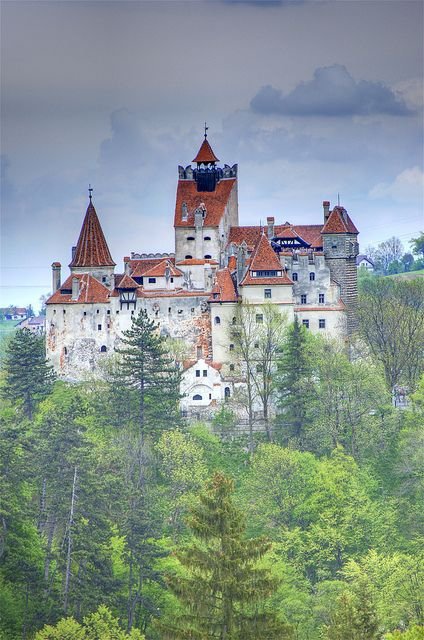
[[323, 579, 379, 640], [275, 318, 316, 446], [158, 472, 293, 640], [114, 310, 181, 437], [1, 328, 55, 419]]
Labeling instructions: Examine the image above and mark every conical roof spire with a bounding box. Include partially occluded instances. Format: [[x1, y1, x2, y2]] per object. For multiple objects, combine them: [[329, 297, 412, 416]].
[[192, 128, 219, 164], [69, 196, 115, 268]]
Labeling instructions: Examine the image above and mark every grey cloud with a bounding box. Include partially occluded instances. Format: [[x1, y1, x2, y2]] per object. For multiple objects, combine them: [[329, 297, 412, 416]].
[[251, 64, 412, 116], [99, 109, 150, 171]]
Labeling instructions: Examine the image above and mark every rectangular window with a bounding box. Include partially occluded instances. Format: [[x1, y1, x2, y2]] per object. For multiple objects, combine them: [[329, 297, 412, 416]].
[[301, 294, 307, 304], [196, 370, 200, 377], [256, 314, 263, 323], [264, 289, 272, 299], [203, 370, 207, 377], [107, 310, 110, 314], [229, 344, 234, 351], [97, 324, 102, 330], [319, 319, 326, 329], [319, 293, 325, 303], [148, 277, 156, 284], [302, 319, 309, 329]]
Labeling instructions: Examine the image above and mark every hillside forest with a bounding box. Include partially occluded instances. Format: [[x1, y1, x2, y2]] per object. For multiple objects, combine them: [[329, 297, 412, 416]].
[[0, 275, 423, 640]]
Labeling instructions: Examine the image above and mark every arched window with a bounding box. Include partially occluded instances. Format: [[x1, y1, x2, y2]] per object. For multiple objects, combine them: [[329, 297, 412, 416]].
[[193, 394, 202, 401], [204, 236, 211, 241], [229, 364, 235, 372], [185, 255, 192, 259], [232, 317, 236, 325], [100, 345, 107, 353], [204, 255, 212, 260], [292, 272, 298, 281], [309, 272, 315, 281], [224, 387, 231, 399], [214, 316, 221, 325]]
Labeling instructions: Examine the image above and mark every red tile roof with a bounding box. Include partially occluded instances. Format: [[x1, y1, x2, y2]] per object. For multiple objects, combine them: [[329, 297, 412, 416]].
[[192, 138, 219, 163], [69, 201, 115, 267], [176, 258, 219, 266], [129, 258, 174, 277], [46, 274, 111, 304], [174, 178, 236, 227], [116, 274, 139, 289], [143, 260, 183, 278], [209, 268, 238, 302], [322, 207, 359, 234], [240, 274, 293, 286], [227, 255, 237, 272], [248, 233, 283, 272], [228, 224, 323, 249]]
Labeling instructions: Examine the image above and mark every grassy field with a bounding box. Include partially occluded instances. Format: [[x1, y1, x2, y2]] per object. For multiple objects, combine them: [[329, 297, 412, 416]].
[[389, 269, 424, 280], [0, 319, 20, 362]]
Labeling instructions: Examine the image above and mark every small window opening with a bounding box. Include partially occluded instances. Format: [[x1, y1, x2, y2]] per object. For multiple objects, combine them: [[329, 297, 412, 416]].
[[319, 319, 326, 329], [256, 314, 263, 323], [309, 272, 315, 281], [264, 289, 272, 299], [193, 394, 202, 401], [196, 370, 201, 377], [214, 316, 221, 325], [302, 319, 309, 328], [100, 345, 107, 352], [229, 364, 235, 372], [224, 387, 231, 399], [204, 254, 212, 260], [185, 255, 192, 259], [301, 294, 307, 304], [292, 272, 298, 281], [203, 370, 207, 377], [319, 293, 325, 303]]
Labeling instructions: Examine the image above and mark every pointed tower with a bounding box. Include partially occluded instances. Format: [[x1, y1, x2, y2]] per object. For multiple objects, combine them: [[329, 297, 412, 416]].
[[69, 193, 115, 286], [174, 128, 238, 268]]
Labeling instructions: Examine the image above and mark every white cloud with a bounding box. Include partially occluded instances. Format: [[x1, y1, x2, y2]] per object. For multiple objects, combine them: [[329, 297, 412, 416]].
[[369, 167, 424, 203]]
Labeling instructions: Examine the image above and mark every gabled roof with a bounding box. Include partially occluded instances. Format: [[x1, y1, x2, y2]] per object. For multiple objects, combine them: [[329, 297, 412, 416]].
[[129, 258, 175, 278], [209, 268, 238, 302], [192, 138, 219, 164], [176, 258, 219, 266], [46, 274, 111, 304], [248, 233, 283, 272], [143, 260, 183, 278], [228, 224, 323, 250], [116, 274, 139, 289], [322, 206, 359, 234], [174, 178, 236, 227], [69, 200, 115, 268]]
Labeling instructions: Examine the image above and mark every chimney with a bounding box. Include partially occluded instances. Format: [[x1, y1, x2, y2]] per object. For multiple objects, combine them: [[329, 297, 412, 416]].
[[52, 262, 61, 292], [71, 246, 76, 261], [71, 277, 79, 300], [124, 256, 131, 275], [267, 216, 275, 239], [323, 201, 330, 223]]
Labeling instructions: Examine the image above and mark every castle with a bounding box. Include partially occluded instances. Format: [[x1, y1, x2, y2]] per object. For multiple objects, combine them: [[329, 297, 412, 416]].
[[46, 134, 359, 411]]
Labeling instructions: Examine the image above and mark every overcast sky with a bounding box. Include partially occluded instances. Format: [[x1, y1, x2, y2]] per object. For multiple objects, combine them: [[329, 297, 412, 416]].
[[1, 0, 423, 311]]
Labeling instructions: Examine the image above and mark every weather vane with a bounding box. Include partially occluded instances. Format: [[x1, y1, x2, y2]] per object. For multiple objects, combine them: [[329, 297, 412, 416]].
[[204, 122, 208, 139], [88, 184, 93, 201]]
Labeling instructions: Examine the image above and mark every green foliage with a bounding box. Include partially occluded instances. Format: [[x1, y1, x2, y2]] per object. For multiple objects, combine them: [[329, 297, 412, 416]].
[[34, 605, 144, 639], [1, 328, 55, 419], [384, 627, 424, 640], [322, 578, 379, 640], [113, 309, 181, 436], [357, 277, 424, 390], [410, 233, 424, 259], [276, 318, 317, 447], [158, 472, 293, 639]]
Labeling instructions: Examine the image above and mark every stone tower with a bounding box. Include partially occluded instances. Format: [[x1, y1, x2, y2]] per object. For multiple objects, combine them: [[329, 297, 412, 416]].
[[174, 133, 239, 266], [321, 202, 359, 334]]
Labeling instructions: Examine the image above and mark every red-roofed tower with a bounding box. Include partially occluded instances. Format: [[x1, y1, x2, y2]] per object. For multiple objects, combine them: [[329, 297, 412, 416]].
[[321, 202, 359, 333], [175, 130, 239, 267], [69, 194, 115, 287]]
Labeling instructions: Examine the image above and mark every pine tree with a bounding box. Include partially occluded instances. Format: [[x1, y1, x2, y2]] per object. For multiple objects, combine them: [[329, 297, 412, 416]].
[[158, 472, 293, 640], [275, 318, 316, 446], [323, 579, 379, 640], [1, 328, 55, 419], [114, 310, 181, 437]]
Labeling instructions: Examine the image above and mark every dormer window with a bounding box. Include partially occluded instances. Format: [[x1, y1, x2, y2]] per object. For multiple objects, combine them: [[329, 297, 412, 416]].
[[204, 255, 212, 260]]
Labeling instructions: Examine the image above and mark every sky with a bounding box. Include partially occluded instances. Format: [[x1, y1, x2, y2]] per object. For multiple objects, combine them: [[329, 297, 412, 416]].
[[1, 0, 423, 312]]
